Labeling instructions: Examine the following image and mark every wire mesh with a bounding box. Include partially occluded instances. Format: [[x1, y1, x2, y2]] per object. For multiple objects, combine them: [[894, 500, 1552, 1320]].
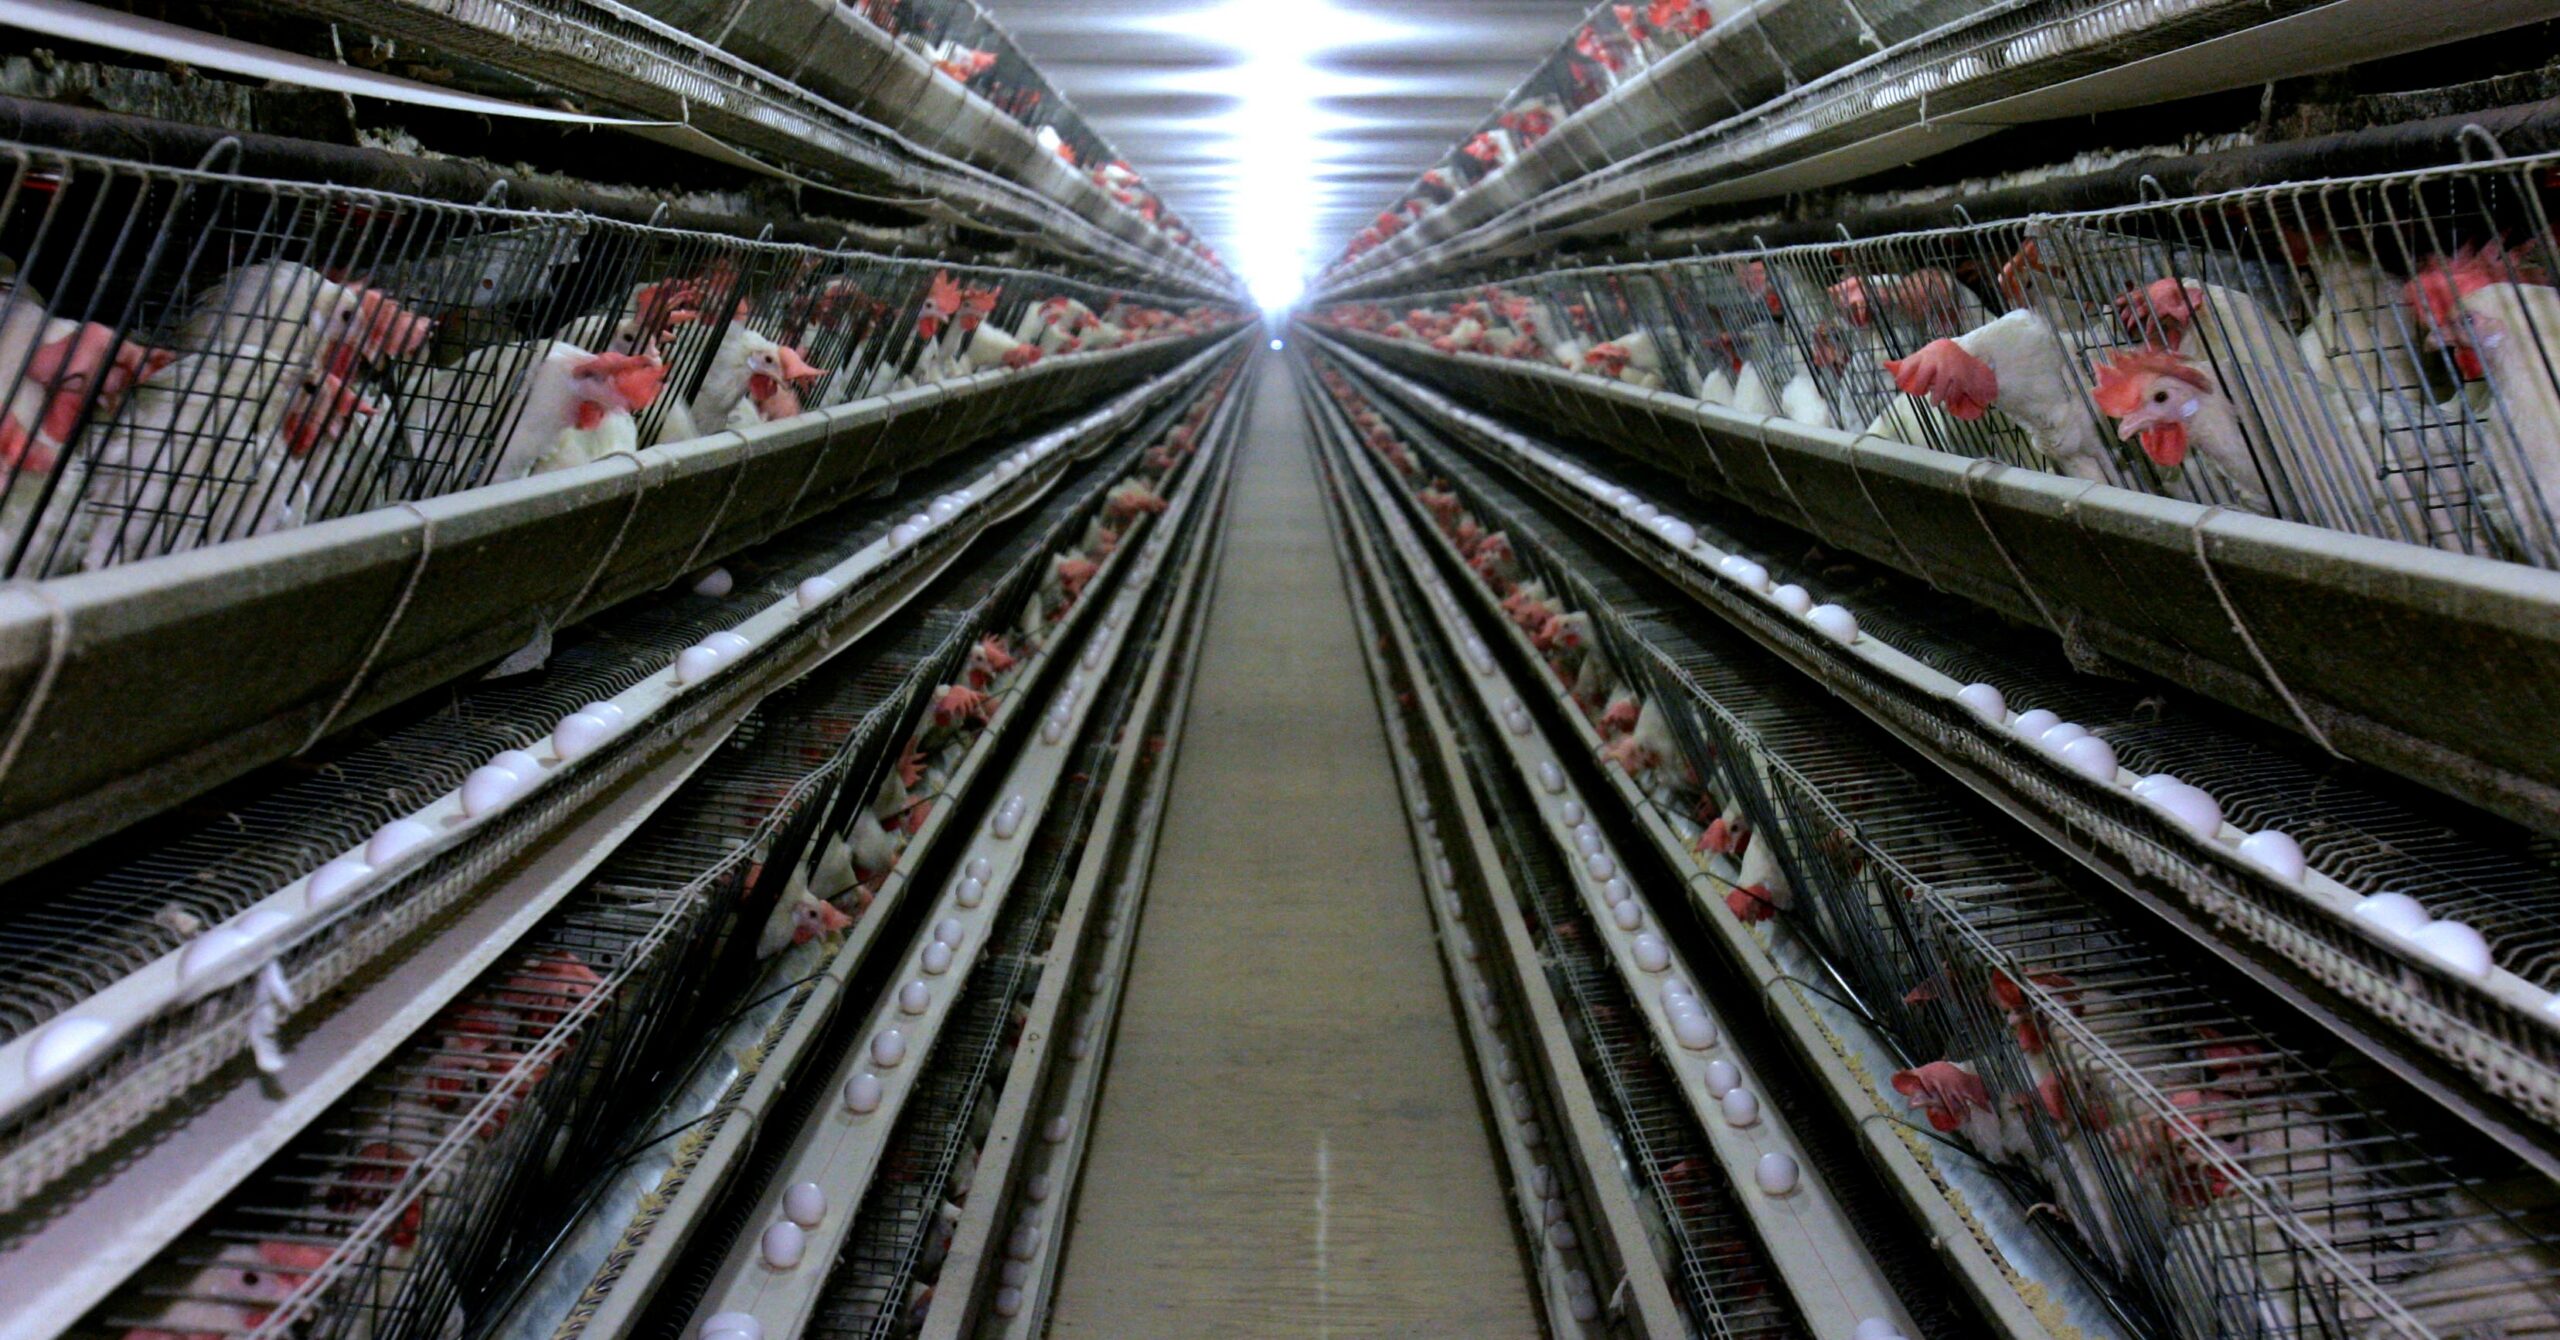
[[59, 357, 1243, 1340], [1319, 377, 1806, 1340], [1321, 142, 2560, 573], [0, 136, 1235, 578], [1327, 349, 2560, 1339]]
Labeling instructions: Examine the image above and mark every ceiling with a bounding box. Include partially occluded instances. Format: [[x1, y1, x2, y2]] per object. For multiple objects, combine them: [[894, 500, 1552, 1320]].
[[987, 0, 1593, 306]]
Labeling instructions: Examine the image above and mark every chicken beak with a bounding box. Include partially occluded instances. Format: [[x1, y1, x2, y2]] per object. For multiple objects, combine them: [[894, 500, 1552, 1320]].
[[613, 361, 667, 411], [816, 899, 853, 935]]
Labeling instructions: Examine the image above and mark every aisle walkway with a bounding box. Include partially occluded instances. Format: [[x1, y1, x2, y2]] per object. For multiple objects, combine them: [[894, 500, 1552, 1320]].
[[1048, 355, 1538, 1337]]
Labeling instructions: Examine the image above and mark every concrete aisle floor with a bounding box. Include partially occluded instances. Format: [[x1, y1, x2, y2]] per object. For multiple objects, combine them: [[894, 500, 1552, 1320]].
[[1048, 357, 1538, 1338]]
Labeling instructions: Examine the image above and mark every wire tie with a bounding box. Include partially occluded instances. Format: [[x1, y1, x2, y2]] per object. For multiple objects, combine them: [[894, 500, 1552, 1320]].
[[676, 448, 750, 581], [303, 504, 435, 754], [564, 454, 655, 631], [1957, 455, 2070, 636], [1847, 437, 1938, 588], [1750, 414, 1843, 551], [0, 578, 70, 797], [2188, 506, 2345, 758]]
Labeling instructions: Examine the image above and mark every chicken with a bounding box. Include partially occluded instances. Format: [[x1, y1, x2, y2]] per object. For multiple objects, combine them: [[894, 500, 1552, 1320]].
[[1778, 368, 1836, 428], [966, 635, 1017, 691], [683, 326, 824, 434], [115, 1239, 336, 1340], [748, 864, 849, 958], [1729, 361, 1778, 417], [1889, 1059, 2031, 1162], [2408, 247, 2560, 553], [0, 287, 166, 488], [1723, 828, 1790, 922], [432, 342, 667, 484], [1884, 309, 2116, 482], [2294, 240, 2449, 402], [72, 352, 376, 569], [2089, 349, 2271, 512], [176, 260, 433, 385]]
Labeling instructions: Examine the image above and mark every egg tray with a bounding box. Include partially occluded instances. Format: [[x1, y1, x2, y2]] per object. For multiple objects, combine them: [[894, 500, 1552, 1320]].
[[607, 0, 1214, 292], [656, 368, 1242, 1338], [1332, 427, 1681, 1338], [39, 362, 1221, 1340], [0, 326, 1241, 886], [1324, 362, 2122, 1338], [1316, 380, 1872, 1339], [1317, 328, 2560, 1161], [1328, 0, 2558, 292], [232, 0, 1219, 293], [1340, 358, 2560, 1338], [894, 369, 1243, 1340], [0, 342, 1240, 1244]]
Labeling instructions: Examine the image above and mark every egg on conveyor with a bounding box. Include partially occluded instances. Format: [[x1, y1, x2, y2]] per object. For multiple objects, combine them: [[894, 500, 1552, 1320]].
[[2011, 708, 2060, 740], [1769, 584, 1813, 616], [2351, 892, 2429, 939], [1805, 604, 1858, 645], [691, 566, 735, 598], [1755, 1151, 1800, 1196], [2057, 735, 2118, 784], [2409, 920, 2494, 980], [1955, 682, 2006, 723], [2237, 829, 2307, 884]]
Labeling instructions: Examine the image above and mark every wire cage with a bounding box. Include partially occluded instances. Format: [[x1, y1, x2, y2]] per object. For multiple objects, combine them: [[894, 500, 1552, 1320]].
[[1321, 142, 2560, 574], [0, 137, 1232, 580], [60, 360, 1242, 1340], [1330, 355, 2560, 1339], [1316, 390, 1806, 1340]]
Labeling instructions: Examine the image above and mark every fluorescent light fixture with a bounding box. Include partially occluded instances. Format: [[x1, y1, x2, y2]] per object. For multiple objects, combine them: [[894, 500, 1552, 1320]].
[[1141, 0, 1414, 312]]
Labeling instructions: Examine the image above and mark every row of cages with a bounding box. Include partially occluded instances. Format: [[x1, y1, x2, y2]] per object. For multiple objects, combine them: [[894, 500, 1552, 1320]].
[[60, 363, 1239, 1340], [840, 0, 1201, 249], [1317, 143, 2560, 572], [1310, 356, 2560, 1340], [0, 139, 1235, 582]]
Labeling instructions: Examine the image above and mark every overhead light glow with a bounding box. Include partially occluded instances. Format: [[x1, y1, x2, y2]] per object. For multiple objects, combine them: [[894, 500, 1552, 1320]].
[[1142, 0, 1414, 314]]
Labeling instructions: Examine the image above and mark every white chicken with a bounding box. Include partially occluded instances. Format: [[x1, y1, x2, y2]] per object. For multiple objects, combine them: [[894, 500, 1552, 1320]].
[[2408, 249, 2560, 557], [1883, 309, 2117, 482], [426, 341, 667, 484]]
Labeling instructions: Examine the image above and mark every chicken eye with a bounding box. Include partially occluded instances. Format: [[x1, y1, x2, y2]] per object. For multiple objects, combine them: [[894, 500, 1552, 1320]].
[[241, 1272, 261, 1286], [2151, 389, 2168, 403]]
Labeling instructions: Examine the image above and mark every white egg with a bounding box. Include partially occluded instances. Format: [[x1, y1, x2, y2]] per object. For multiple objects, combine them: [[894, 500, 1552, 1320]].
[[2351, 892, 2430, 939], [2410, 920, 2495, 980], [956, 877, 986, 908], [1755, 1151, 1800, 1195], [306, 855, 374, 908], [784, 1181, 826, 1227], [1584, 853, 1616, 881], [1573, 825, 1602, 855], [1506, 710, 1533, 736], [935, 918, 966, 948], [699, 1313, 762, 1340], [691, 567, 734, 598], [761, 1220, 806, 1268], [2011, 709, 2060, 740], [797, 575, 840, 608], [1044, 1115, 1072, 1143], [709, 631, 753, 658], [1528, 1164, 1555, 1198], [993, 806, 1025, 840], [1629, 503, 1659, 524], [1662, 979, 1695, 1004], [575, 703, 626, 730], [1541, 1195, 1567, 1225], [1703, 1058, 1740, 1097], [928, 498, 962, 523], [554, 711, 614, 760], [1041, 718, 1066, 745], [28, 1016, 112, 1085], [1671, 1010, 1719, 1051], [180, 925, 264, 986], [2143, 781, 2223, 840], [922, 942, 955, 975], [1537, 761, 1565, 794], [1569, 1292, 1600, 1322], [1603, 877, 1629, 902], [674, 645, 724, 685], [2131, 773, 2180, 798], [1008, 1224, 1042, 1259], [366, 818, 436, 867], [899, 982, 930, 1014], [1806, 604, 1859, 644], [1770, 584, 1813, 616], [1718, 555, 1771, 592], [888, 522, 922, 547], [1548, 1221, 1577, 1250], [1722, 1087, 1760, 1126], [1559, 799, 1585, 825], [2059, 736, 2119, 784], [236, 908, 293, 940], [1955, 683, 2006, 722], [1652, 517, 1697, 548], [871, 1030, 907, 1067], [993, 1288, 1024, 1317], [2238, 830, 2308, 884], [460, 763, 527, 818], [1632, 934, 1671, 972], [1027, 1172, 1053, 1202], [2036, 722, 2089, 755], [1457, 932, 1480, 961], [1611, 900, 1643, 931], [966, 857, 992, 883]]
